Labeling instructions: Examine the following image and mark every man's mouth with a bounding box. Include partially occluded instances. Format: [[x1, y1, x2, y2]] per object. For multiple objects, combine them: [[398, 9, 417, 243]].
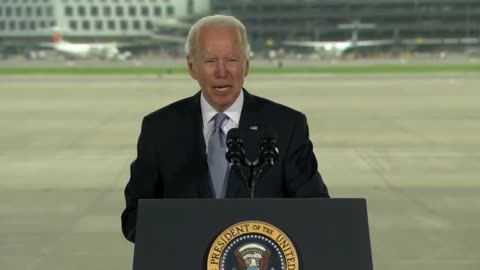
[[214, 85, 231, 92]]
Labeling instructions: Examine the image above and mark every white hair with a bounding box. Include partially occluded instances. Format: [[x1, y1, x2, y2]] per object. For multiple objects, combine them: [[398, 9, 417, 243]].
[[185, 14, 250, 59]]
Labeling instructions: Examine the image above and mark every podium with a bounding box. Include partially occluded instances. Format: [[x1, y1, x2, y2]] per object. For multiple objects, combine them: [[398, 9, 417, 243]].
[[132, 198, 373, 270]]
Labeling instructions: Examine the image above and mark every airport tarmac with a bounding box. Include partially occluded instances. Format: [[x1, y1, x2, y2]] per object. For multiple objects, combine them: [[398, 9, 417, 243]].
[[0, 73, 479, 270], [2, 55, 479, 68]]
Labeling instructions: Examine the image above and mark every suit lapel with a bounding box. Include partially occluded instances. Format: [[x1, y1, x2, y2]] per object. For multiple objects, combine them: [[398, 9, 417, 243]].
[[237, 89, 259, 131], [186, 91, 214, 198]]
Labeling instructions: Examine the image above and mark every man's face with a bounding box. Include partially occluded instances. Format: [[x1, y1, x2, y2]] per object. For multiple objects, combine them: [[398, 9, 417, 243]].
[[187, 26, 249, 112]]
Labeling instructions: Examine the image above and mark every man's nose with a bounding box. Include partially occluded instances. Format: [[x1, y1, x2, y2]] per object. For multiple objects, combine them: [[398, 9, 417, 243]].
[[215, 60, 227, 77]]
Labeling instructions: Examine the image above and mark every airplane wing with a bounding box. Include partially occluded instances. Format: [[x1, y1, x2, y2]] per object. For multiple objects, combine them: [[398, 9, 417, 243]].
[[355, 40, 395, 47], [283, 37, 480, 56], [148, 33, 186, 43], [283, 39, 394, 52]]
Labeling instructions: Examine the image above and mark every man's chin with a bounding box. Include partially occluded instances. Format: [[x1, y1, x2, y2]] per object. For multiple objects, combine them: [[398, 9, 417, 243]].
[[211, 96, 235, 110]]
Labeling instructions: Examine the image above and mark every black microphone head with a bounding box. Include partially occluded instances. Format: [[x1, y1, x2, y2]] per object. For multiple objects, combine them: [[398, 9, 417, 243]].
[[226, 128, 242, 142], [259, 128, 279, 166], [225, 128, 245, 164], [227, 127, 262, 164]]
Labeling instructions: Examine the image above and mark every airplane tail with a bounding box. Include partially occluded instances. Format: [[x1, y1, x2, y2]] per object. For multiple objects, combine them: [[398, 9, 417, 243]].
[[53, 32, 63, 43]]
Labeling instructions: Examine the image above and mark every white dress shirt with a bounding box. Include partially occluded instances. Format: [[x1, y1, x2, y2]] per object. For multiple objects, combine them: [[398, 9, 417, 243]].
[[201, 90, 244, 153]]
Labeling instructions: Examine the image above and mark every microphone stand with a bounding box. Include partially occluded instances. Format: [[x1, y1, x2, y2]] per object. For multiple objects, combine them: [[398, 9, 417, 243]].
[[248, 163, 256, 199], [247, 162, 274, 199], [242, 159, 258, 199], [235, 157, 276, 199]]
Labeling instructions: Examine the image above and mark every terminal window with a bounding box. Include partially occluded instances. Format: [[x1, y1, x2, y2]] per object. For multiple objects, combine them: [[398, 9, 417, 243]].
[[65, 6, 73, 16], [120, 20, 128, 31], [153, 6, 161, 16], [141, 6, 149, 16], [166, 6, 174, 17], [95, 20, 103, 30], [78, 6, 86, 16], [133, 20, 141, 30], [129, 6, 136, 16], [82, 20, 90, 30], [107, 20, 116, 30], [103, 6, 111, 16], [91, 6, 98, 16], [145, 20, 152, 30], [116, 6, 123, 16], [69, 20, 78, 30]]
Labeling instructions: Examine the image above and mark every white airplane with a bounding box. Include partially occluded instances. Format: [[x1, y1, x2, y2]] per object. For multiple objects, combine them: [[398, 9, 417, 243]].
[[41, 32, 132, 61], [283, 37, 480, 57], [282, 39, 393, 57], [282, 21, 395, 57]]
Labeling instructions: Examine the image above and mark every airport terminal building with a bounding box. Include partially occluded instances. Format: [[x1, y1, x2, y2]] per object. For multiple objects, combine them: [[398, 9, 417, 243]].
[[211, 0, 480, 54], [1, 0, 479, 56], [0, 0, 209, 41]]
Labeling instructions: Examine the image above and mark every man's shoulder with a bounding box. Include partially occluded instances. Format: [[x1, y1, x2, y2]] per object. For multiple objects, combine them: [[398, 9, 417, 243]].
[[250, 93, 304, 119], [144, 93, 197, 122]]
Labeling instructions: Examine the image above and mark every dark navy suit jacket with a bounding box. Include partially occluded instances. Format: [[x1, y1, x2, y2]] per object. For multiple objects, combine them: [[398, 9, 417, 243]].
[[121, 89, 329, 242]]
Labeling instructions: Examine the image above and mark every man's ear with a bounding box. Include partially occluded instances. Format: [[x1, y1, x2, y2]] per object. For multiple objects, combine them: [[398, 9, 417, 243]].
[[187, 55, 197, 80], [244, 59, 250, 77]]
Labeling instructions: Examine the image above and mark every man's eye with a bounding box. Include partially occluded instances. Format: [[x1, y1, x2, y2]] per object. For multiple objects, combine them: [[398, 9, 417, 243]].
[[228, 58, 238, 62], [205, 60, 215, 63]]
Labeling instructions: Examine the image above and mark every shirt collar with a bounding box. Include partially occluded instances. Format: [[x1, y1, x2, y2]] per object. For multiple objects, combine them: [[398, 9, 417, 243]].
[[201, 89, 244, 127]]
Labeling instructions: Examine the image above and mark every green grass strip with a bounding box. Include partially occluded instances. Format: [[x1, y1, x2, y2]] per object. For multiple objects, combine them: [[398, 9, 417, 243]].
[[252, 64, 480, 74], [0, 64, 479, 75], [0, 67, 185, 75]]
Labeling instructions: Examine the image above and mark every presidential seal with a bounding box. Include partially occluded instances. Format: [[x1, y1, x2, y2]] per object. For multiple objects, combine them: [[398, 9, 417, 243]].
[[207, 221, 299, 270]]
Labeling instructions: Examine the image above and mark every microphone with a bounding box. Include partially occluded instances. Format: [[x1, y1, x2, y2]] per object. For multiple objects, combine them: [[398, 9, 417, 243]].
[[259, 129, 279, 167], [256, 129, 279, 181], [226, 128, 245, 167], [225, 128, 248, 188]]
